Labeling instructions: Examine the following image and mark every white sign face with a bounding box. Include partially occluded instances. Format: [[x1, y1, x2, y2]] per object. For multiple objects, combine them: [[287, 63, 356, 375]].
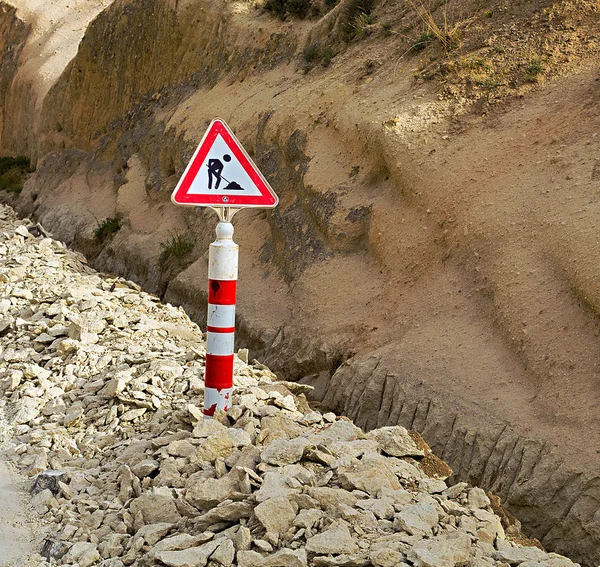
[[171, 119, 278, 208], [185, 134, 262, 197]]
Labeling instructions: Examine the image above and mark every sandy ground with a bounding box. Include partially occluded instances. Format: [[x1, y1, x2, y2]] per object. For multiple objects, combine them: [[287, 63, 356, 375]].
[[0, 405, 42, 567], [0, 456, 39, 567]]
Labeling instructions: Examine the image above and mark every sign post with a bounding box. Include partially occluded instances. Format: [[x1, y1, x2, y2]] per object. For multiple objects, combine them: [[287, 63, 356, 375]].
[[171, 119, 278, 417]]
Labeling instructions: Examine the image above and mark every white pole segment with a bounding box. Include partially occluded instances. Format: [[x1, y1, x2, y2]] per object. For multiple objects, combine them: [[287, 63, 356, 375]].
[[204, 220, 238, 418]]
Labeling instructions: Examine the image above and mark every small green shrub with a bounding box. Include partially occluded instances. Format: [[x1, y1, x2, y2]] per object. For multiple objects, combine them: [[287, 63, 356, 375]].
[[407, 0, 461, 52], [0, 155, 31, 175], [303, 43, 335, 67], [340, 0, 375, 41], [411, 30, 436, 51], [303, 43, 320, 64], [0, 155, 33, 196], [525, 57, 544, 82], [463, 57, 489, 70], [264, 0, 312, 18], [350, 11, 376, 37], [0, 169, 24, 195], [364, 58, 377, 74], [94, 216, 122, 241], [476, 77, 500, 89], [381, 21, 393, 36], [160, 231, 194, 264], [321, 46, 334, 66]]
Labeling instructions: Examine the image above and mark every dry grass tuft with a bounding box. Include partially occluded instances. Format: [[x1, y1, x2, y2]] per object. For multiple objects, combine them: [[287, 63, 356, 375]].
[[407, 0, 462, 53]]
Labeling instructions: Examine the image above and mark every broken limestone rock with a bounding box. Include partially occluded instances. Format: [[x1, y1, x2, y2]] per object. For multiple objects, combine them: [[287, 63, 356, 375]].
[[261, 437, 310, 465], [407, 532, 471, 567], [254, 496, 298, 535], [338, 461, 401, 495], [31, 469, 67, 495], [305, 521, 360, 555], [40, 539, 71, 561], [154, 539, 222, 567], [394, 502, 440, 536], [367, 426, 425, 458], [0, 206, 581, 567], [62, 542, 101, 567], [129, 487, 181, 525]]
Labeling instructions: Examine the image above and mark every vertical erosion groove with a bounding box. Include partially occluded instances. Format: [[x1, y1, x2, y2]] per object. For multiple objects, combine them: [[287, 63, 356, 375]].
[[319, 355, 600, 566]]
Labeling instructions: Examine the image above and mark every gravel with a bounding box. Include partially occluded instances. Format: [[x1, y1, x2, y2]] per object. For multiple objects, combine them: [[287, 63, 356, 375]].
[[0, 204, 580, 567]]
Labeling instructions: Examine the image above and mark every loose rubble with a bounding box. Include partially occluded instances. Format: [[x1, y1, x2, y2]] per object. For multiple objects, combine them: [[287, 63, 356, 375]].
[[0, 204, 580, 567]]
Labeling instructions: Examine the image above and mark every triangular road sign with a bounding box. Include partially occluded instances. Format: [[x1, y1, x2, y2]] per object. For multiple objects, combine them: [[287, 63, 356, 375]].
[[171, 119, 278, 208]]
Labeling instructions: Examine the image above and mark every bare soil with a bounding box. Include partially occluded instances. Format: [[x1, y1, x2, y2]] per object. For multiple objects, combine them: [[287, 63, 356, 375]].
[[0, 418, 40, 567], [1, 0, 600, 561]]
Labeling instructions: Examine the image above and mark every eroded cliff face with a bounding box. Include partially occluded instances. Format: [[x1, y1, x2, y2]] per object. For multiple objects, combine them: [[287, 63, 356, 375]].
[[1, 0, 600, 563], [0, 3, 28, 152], [1, 0, 116, 158]]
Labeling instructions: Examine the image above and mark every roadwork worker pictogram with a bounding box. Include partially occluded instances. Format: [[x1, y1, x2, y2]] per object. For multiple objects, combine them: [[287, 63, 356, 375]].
[[207, 154, 231, 190]]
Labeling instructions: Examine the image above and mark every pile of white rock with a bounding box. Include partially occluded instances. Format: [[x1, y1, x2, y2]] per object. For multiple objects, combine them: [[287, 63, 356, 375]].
[[0, 204, 580, 567]]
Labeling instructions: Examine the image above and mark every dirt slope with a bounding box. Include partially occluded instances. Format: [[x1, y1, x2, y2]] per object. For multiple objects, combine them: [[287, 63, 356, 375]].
[[1, 0, 115, 159], [0, 0, 599, 563]]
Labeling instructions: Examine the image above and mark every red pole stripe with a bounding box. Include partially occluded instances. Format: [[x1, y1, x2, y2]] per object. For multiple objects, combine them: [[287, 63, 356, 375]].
[[203, 403, 218, 417], [205, 354, 234, 389], [208, 279, 237, 305], [206, 325, 236, 333]]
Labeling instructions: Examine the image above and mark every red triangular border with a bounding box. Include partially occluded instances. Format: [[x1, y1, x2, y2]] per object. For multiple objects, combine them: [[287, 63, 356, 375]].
[[171, 119, 278, 208]]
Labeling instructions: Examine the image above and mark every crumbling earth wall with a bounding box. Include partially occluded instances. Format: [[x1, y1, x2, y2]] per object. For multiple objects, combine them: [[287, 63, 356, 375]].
[[0, 204, 582, 567], [1, 1, 600, 564]]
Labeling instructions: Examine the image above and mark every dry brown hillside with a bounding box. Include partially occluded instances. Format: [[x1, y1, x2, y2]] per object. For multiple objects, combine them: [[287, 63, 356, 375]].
[[0, 0, 599, 564]]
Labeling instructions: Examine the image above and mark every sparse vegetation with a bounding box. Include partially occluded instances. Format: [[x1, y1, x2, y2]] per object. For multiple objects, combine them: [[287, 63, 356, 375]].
[[404, 0, 599, 109], [350, 11, 376, 38], [94, 216, 122, 241], [463, 57, 489, 70], [264, 0, 312, 18], [407, 0, 462, 52], [525, 57, 544, 82], [0, 156, 31, 175], [481, 78, 501, 90], [0, 169, 24, 195], [411, 30, 436, 51], [339, 0, 375, 41], [321, 46, 334, 65], [303, 43, 335, 68], [265, 0, 597, 112], [0, 156, 33, 196], [160, 231, 194, 265], [364, 58, 377, 73], [381, 21, 392, 36], [303, 43, 320, 64]]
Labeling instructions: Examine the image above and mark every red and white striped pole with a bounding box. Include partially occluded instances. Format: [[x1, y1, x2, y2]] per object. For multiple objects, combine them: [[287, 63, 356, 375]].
[[204, 220, 238, 417]]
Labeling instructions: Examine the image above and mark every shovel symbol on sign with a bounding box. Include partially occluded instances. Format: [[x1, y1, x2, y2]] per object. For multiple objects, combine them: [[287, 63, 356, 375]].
[[207, 155, 244, 191]]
